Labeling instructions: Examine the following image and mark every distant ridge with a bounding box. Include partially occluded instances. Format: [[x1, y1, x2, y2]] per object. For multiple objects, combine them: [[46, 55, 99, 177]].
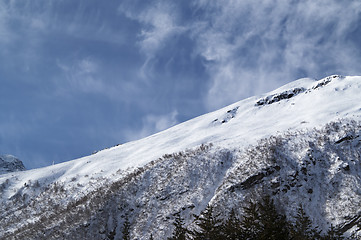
[[0, 155, 26, 174]]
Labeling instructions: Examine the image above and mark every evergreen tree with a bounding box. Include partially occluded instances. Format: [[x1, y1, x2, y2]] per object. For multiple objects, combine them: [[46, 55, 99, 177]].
[[223, 208, 243, 240], [321, 224, 344, 240], [168, 212, 188, 240], [149, 234, 154, 240], [240, 195, 289, 240], [240, 200, 262, 240], [257, 195, 289, 240], [290, 204, 321, 240], [122, 215, 131, 240], [192, 204, 223, 240]]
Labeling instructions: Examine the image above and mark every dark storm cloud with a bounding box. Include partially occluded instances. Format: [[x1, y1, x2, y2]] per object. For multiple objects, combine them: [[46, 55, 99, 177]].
[[1, 0, 360, 169]]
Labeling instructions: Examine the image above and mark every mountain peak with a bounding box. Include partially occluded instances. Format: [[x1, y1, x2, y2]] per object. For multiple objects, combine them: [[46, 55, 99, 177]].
[[255, 75, 344, 106], [0, 75, 360, 239], [0, 155, 26, 174]]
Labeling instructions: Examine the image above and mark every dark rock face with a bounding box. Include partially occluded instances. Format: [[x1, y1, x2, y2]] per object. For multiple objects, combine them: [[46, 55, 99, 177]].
[[256, 87, 306, 106], [228, 165, 281, 191], [312, 75, 341, 90], [255, 75, 343, 107], [0, 155, 26, 174]]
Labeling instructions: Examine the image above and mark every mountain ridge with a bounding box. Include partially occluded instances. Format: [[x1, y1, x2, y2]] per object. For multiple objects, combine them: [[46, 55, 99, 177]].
[[0, 155, 26, 175], [1, 75, 360, 239]]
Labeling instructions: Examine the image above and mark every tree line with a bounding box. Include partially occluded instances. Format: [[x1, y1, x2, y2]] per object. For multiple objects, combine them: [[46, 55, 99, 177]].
[[167, 195, 347, 240]]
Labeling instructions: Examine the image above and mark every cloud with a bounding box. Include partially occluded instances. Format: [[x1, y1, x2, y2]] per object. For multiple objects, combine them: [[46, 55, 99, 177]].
[[78, 58, 98, 74], [0, 1, 127, 57], [123, 110, 178, 141], [118, 0, 361, 110], [56, 58, 105, 94], [139, 7, 179, 55], [186, 0, 361, 110], [119, 1, 186, 79]]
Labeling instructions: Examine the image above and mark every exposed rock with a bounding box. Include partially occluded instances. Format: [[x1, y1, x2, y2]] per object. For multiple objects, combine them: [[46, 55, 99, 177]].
[[256, 88, 306, 106], [0, 155, 26, 174], [335, 134, 359, 144], [228, 165, 281, 191], [212, 106, 239, 124], [311, 75, 341, 90]]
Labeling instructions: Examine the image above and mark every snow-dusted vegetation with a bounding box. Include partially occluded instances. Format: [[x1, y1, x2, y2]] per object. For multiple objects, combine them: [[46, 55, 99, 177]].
[[0, 119, 360, 239]]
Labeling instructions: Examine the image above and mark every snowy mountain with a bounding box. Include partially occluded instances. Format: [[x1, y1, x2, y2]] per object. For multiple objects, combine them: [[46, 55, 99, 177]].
[[0, 154, 26, 174], [0, 75, 360, 239]]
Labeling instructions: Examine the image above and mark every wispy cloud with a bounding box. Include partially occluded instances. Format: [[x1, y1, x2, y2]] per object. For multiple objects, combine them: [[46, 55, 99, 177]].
[[118, 1, 186, 79], [187, 0, 361, 110], [123, 110, 178, 141], [56, 58, 104, 94], [118, 0, 361, 110]]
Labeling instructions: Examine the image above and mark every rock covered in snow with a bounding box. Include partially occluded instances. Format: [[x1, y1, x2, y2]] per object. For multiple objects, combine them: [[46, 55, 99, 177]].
[[0, 155, 26, 174]]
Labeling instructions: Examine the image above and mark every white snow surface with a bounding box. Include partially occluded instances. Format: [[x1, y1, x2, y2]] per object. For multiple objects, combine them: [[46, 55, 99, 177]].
[[1, 75, 360, 200]]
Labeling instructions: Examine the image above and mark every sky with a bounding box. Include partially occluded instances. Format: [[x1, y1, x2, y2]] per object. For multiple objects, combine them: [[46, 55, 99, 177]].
[[1, 0, 361, 169]]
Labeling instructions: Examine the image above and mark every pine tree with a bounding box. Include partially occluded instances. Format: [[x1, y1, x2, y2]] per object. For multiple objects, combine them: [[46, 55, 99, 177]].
[[223, 208, 243, 240], [257, 195, 289, 240], [168, 212, 188, 240], [240, 200, 262, 240], [192, 204, 223, 240], [240, 195, 289, 240], [122, 215, 131, 240], [321, 224, 344, 240], [290, 204, 320, 240]]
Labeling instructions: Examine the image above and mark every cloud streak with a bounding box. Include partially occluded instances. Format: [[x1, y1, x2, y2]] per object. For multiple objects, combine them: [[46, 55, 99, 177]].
[[119, 1, 187, 80], [123, 110, 179, 141], [56, 58, 105, 94], [118, 0, 361, 110], [186, 0, 361, 109]]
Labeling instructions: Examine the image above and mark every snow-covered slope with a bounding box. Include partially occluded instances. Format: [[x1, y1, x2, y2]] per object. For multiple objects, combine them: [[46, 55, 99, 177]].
[[0, 155, 26, 174], [2, 75, 359, 190], [0, 75, 360, 239]]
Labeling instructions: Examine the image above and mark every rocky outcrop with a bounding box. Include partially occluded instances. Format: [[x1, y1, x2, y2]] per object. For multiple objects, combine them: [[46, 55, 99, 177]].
[[0, 155, 26, 174], [256, 87, 306, 106]]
